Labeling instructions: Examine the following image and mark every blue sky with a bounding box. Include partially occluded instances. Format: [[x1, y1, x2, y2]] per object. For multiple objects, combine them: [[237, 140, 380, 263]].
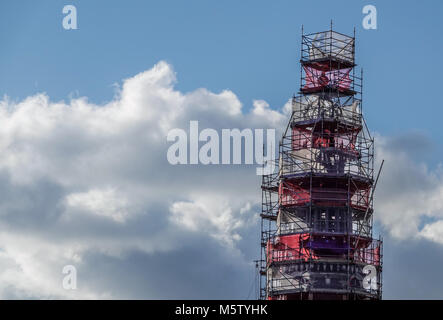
[[0, 0, 442, 299], [1, 0, 442, 139]]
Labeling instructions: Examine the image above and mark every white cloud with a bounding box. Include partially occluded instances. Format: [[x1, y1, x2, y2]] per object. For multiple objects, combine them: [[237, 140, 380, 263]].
[[0, 61, 284, 298], [376, 134, 443, 242], [65, 188, 130, 223], [419, 220, 443, 244], [0, 232, 109, 299], [170, 194, 256, 247]]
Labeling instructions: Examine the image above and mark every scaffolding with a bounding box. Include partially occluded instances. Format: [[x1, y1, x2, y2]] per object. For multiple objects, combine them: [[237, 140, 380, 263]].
[[258, 26, 383, 300]]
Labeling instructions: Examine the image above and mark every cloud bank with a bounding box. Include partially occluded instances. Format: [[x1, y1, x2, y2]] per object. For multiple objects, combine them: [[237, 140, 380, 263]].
[[0, 61, 441, 298]]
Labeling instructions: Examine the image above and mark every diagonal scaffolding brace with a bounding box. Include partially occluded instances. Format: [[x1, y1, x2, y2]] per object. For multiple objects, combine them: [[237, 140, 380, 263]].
[[354, 159, 384, 249]]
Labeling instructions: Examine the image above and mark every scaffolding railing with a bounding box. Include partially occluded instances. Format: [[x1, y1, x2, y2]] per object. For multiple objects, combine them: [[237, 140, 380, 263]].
[[301, 30, 355, 66], [276, 215, 372, 238], [300, 67, 361, 97], [278, 182, 372, 211], [267, 265, 382, 298], [265, 234, 382, 263], [265, 236, 383, 299], [279, 129, 374, 181], [261, 173, 374, 224], [292, 95, 362, 129]]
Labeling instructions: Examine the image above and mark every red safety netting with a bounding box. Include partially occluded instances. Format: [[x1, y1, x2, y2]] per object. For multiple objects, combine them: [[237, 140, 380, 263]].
[[279, 180, 348, 207], [267, 233, 317, 263], [279, 181, 310, 206], [279, 180, 370, 210], [353, 242, 382, 266], [350, 188, 370, 211], [292, 128, 359, 155], [291, 128, 311, 151], [267, 234, 381, 266], [303, 66, 352, 92]]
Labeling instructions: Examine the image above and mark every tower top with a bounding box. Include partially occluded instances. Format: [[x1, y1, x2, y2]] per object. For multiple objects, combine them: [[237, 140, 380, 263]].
[[301, 29, 355, 68]]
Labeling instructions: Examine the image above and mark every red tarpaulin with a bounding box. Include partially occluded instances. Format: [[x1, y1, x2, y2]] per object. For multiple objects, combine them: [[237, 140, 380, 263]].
[[279, 181, 310, 206], [267, 233, 316, 263], [303, 66, 352, 92]]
